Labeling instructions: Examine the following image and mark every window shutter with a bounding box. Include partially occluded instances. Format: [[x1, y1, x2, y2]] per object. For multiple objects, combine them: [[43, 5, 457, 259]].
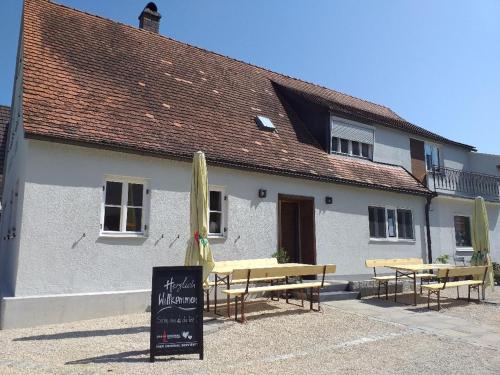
[[331, 121, 374, 145]]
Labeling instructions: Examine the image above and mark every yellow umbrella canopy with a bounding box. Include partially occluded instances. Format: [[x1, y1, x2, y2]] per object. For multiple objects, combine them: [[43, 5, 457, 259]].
[[184, 151, 215, 285], [471, 196, 494, 292]]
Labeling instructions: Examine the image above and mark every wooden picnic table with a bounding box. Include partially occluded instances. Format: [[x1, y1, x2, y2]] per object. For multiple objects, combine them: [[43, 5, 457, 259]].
[[387, 263, 455, 306], [210, 262, 305, 316]]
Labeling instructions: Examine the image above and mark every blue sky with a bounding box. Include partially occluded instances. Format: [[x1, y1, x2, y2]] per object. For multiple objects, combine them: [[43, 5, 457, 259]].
[[1, 1, 499, 153]]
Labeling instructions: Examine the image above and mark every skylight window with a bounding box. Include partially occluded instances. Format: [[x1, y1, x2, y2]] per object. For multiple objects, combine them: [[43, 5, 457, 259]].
[[255, 116, 276, 131]]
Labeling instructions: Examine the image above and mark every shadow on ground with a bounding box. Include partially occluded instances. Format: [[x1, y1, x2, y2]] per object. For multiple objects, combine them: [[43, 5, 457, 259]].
[[13, 326, 150, 341], [64, 350, 196, 364], [360, 292, 482, 313]]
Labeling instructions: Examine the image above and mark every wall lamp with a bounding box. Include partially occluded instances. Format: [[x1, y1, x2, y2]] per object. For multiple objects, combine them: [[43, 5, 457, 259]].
[[258, 189, 267, 198], [325, 196, 333, 204]]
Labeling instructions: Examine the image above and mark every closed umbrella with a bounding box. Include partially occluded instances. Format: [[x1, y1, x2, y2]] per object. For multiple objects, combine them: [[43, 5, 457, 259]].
[[470, 196, 494, 297], [184, 151, 215, 286]]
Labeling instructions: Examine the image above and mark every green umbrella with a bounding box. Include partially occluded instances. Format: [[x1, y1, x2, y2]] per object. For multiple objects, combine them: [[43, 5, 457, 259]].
[[184, 151, 215, 286], [470, 196, 494, 295]]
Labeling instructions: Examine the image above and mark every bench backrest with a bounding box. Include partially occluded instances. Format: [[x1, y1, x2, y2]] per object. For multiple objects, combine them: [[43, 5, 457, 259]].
[[365, 258, 423, 268], [436, 266, 488, 279], [231, 264, 337, 281], [213, 258, 278, 272]]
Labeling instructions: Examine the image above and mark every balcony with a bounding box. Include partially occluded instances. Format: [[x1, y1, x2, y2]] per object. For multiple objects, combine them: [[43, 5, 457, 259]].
[[428, 166, 500, 202]]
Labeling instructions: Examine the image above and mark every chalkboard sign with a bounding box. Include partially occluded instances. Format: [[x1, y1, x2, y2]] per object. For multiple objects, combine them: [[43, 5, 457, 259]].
[[150, 266, 204, 361]]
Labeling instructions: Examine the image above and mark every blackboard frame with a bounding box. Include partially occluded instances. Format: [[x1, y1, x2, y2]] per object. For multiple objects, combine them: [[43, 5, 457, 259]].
[[150, 266, 204, 362]]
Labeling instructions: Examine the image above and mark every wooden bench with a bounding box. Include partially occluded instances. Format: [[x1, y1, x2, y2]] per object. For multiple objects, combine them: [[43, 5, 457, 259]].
[[222, 264, 336, 322], [365, 258, 434, 299], [422, 266, 489, 310], [206, 258, 285, 314]]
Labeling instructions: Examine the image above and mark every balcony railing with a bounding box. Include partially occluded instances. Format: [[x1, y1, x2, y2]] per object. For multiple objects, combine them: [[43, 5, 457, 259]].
[[429, 166, 500, 201]]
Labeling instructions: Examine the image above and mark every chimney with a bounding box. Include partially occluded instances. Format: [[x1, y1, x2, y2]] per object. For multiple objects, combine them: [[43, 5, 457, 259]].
[[139, 2, 161, 33]]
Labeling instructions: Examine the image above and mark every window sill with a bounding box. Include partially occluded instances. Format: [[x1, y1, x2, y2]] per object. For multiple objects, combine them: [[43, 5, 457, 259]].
[[99, 232, 147, 239], [456, 247, 474, 252], [369, 238, 416, 244], [208, 234, 225, 240]]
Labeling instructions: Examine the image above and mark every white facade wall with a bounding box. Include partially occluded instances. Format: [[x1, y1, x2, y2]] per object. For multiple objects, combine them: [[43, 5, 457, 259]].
[[441, 144, 470, 171], [0, 47, 27, 298], [11, 139, 428, 297], [430, 196, 500, 262], [372, 125, 412, 171], [469, 152, 500, 177]]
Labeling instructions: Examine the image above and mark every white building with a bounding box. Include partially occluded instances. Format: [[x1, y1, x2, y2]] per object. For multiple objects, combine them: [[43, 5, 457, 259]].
[[0, 0, 498, 328]]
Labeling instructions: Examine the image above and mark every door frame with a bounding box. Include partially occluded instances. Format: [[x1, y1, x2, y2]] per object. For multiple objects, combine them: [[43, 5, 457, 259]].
[[277, 194, 317, 265]]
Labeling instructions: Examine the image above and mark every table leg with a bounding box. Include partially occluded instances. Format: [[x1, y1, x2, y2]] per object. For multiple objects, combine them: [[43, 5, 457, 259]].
[[214, 273, 218, 314], [226, 276, 230, 318], [394, 271, 398, 302], [413, 271, 417, 306]]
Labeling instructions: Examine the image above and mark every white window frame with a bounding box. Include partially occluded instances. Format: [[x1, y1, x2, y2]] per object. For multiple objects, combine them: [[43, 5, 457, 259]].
[[453, 214, 473, 250], [331, 137, 373, 160], [208, 185, 226, 238], [369, 205, 415, 242], [100, 175, 150, 238]]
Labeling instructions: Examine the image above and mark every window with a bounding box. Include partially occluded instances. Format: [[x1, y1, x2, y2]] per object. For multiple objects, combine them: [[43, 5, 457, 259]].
[[208, 186, 225, 237], [454, 216, 471, 247], [352, 141, 360, 156], [397, 209, 414, 239], [340, 138, 349, 154], [331, 137, 339, 152], [361, 143, 370, 158], [425, 143, 440, 171], [387, 209, 397, 238], [102, 177, 148, 235], [369, 206, 414, 240], [331, 119, 374, 160], [369, 207, 386, 238], [331, 137, 372, 160]]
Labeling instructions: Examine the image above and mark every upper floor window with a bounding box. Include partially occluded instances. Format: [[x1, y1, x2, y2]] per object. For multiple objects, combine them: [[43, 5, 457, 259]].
[[331, 119, 374, 160], [425, 143, 440, 171], [101, 176, 149, 236], [208, 186, 226, 237]]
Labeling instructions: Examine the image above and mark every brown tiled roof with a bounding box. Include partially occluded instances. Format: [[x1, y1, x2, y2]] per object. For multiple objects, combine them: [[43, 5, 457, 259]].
[[0, 105, 10, 192], [22, 0, 432, 196]]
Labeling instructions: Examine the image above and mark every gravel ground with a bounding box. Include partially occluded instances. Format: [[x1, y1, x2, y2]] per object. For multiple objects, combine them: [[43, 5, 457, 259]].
[[1, 299, 500, 375]]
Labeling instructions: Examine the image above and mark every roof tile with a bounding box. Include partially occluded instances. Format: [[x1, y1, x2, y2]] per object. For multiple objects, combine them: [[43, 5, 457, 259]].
[[21, 0, 433, 195]]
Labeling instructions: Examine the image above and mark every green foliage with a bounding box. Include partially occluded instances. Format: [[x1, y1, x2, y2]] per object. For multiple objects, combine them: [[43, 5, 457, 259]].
[[272, 247, 290, 264], [436, 254, 450, 264], [493, 262, 500, 285]]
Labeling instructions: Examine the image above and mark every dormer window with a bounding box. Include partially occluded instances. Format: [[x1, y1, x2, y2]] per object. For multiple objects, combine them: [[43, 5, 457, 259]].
[[331, 118, 374, 160]]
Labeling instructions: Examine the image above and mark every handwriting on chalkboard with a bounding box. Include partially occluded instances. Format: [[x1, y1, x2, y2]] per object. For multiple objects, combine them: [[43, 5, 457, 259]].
[[157, 276, 198, 313]]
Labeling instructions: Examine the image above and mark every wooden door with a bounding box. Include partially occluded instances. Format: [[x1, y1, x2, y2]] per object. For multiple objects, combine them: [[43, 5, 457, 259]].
[[279, 195, 316, 265], [279, 200, 300, 263]]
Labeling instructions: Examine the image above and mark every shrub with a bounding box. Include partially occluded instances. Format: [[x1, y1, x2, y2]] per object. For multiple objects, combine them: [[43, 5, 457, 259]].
[[493, 262, 500, 285], [272, 247, 290, 264], [436, 254, 450, 264]]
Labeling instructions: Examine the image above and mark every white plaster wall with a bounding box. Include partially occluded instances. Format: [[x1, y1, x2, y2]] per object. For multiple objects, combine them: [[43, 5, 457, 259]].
[[0, 45, 27, 298], [14, 140, 428, 296], [469, 152, 500, 176], [372, 126, 411, 171], [441, 144, 470, 171], [429, 196, 500, 262]]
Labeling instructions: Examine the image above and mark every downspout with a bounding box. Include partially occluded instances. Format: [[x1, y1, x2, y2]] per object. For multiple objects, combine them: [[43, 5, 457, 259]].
[[425, 195, 435, 264]]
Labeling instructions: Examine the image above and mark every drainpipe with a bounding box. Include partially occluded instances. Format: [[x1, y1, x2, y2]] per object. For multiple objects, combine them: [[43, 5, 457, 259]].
[[425, 195, 434, 264]]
